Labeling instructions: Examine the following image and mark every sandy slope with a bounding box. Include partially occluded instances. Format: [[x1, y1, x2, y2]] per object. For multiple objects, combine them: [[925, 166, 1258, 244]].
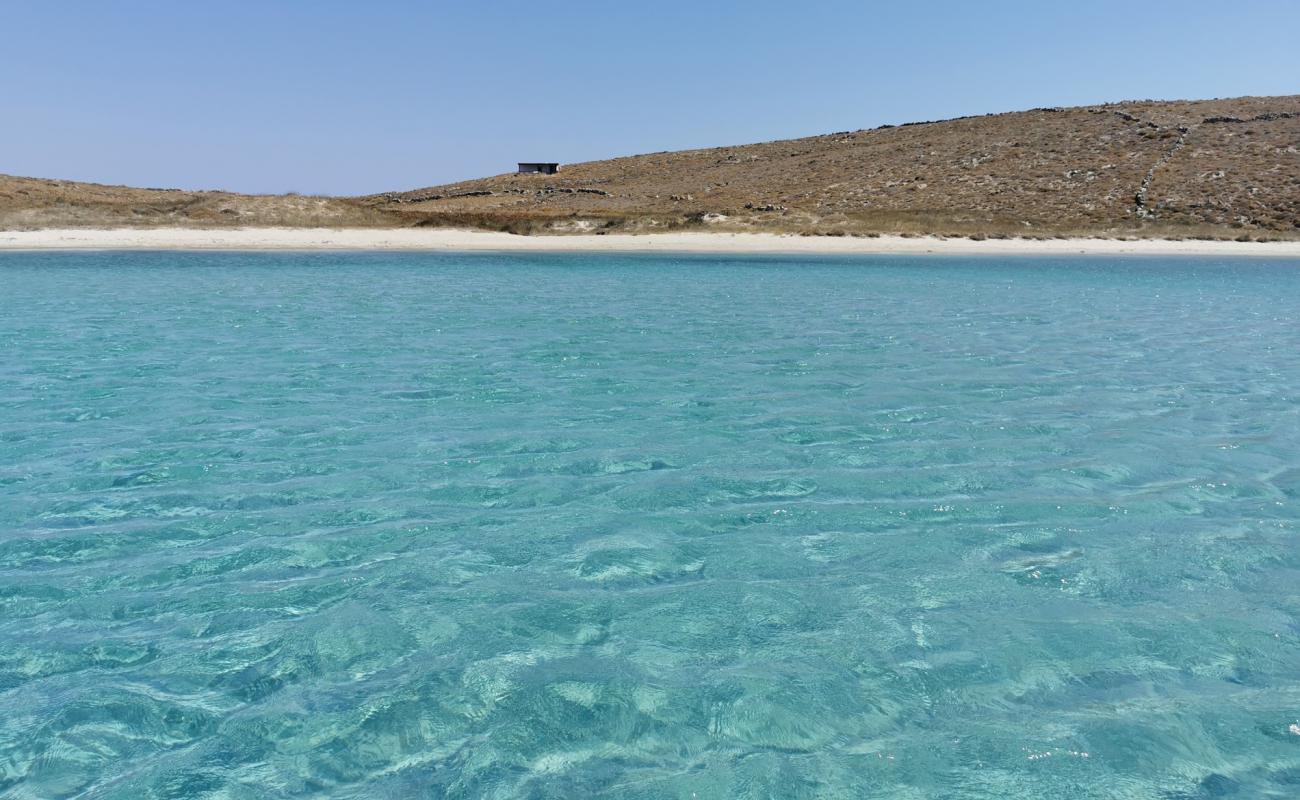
[[2, 228, 1300, 256]]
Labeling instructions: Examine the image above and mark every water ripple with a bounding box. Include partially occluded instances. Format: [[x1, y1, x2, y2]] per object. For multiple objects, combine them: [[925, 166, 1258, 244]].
[[2, 252, 1299, 798]]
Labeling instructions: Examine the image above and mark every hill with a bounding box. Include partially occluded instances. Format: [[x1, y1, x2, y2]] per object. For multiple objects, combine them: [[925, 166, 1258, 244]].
[[4, 96, 1298, 239], [0, 176, 390, 230]]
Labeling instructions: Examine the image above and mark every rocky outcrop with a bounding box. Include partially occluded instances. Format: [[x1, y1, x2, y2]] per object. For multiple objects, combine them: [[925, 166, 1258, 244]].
[[1203, 112, 1298, 124]]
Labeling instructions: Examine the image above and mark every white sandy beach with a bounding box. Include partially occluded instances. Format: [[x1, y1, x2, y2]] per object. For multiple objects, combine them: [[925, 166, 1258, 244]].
[[2, 227, 1300, 256]]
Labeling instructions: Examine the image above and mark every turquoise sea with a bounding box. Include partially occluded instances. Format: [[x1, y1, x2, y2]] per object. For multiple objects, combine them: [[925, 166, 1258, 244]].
[[2, 251, 1299, 799]]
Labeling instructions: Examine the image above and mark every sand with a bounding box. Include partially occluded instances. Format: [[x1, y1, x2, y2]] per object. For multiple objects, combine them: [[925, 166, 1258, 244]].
[[2, 228, 1300, 256]]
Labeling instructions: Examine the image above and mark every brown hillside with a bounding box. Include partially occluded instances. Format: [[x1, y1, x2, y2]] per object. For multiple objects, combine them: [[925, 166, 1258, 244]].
[[0, 176, 391, 230], [4, 96, 1298, 239]]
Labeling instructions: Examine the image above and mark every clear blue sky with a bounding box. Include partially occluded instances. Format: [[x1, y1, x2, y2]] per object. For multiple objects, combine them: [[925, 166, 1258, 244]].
[[3, 0, 1297, 195]]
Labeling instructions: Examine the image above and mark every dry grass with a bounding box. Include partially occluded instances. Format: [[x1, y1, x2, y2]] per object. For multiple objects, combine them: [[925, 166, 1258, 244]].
[[0, 175, 394, 230], [3, 95, 1297, 240], [366, 95, 1299, 240]]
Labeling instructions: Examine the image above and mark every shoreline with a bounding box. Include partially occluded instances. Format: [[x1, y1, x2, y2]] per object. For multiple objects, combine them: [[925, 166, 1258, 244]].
[[2, 228, 1300, 257]]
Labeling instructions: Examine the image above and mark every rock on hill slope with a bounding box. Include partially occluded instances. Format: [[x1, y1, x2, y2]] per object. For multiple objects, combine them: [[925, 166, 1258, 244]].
[[4, 96, 1298, 238]]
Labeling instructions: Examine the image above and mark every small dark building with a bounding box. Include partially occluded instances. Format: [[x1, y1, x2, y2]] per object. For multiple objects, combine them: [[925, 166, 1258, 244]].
[[518, 162, 560, 175]]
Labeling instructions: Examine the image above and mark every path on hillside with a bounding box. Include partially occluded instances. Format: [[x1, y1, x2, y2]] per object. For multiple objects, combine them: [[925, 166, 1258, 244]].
[[1124, 109, 1299, 220]]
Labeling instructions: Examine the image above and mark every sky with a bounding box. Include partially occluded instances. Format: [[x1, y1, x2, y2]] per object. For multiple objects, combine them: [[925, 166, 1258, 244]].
[[3, 0, 1297, 196]]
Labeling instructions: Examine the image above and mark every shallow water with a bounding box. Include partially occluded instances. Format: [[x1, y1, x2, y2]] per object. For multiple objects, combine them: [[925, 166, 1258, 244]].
[[2, 251, 1299, 799]]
